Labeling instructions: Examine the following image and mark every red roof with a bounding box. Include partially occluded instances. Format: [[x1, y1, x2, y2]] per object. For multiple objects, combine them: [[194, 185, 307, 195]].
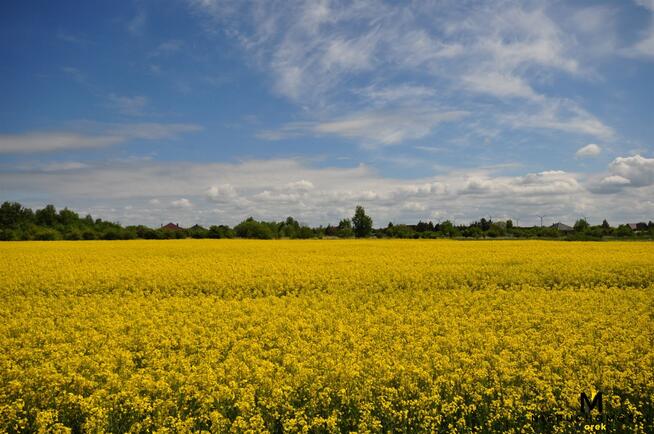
[[162, 222, 184, 230]]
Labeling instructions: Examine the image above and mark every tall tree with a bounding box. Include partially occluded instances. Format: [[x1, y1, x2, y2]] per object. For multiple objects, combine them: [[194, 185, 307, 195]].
[[352, 206, 372, 238]]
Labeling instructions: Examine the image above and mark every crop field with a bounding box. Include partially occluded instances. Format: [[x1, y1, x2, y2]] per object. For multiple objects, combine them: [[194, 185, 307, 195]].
[[0, 240, 653, 433]]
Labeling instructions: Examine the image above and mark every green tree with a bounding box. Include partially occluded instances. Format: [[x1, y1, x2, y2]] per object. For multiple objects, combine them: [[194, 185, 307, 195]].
[[0, 201, 34, 228], [208, 225, 235, 239], [35, 205, 57, 227], [352, 206, 373, 238], [234, 217, 273, 239], [58, 207, 80, 226], [336, 218, 353, 238], [616, 224, 633, 238], [574, 218, 589, 232]]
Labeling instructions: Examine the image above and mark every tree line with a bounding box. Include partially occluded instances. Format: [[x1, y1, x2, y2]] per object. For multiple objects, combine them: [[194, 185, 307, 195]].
[[1, 201, 653, 241]]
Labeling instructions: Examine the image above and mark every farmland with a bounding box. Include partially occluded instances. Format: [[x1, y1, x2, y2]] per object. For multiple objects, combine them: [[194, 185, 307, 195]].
[[1, 240, 653, 432]]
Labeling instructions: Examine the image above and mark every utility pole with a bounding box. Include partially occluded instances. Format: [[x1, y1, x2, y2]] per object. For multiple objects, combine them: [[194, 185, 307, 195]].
[[536, 215, 545, 227]]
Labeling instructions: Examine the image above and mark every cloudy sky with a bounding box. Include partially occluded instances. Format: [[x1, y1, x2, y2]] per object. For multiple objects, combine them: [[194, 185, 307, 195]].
[[1, 0, 653, 227]]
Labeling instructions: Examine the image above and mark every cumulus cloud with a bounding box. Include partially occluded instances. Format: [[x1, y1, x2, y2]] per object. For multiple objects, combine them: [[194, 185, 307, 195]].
[[207, 184, 238, 201], [5, 156, 653, 227], [609, 154, 654, 187], [601, 175, 631, 186], [461, 170, 581, 196], [588, 154, 654, 193], [576, 144, 602, 157]]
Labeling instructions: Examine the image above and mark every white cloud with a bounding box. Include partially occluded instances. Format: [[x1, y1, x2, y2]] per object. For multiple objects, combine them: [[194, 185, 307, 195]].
[[576, 144, 602, 158], [41, 161, 90, 172], [588, 154, 654, 193], [601, 175, 631, 186], [259, 109, 468, 147], [284, 180, 314, 191], [189, 0, 613, 144], [0, 123, 202, 154], [626, 27, 654, 59], [5, 156, 653, 227], [128, 10, 146, 36], [0, 133, 120, 154], [107, 94, 148, 116], [461, 170, 581, 197], [171, 198, 192, 208], [609, 154, 654, 187], [461, 71, 541, 100], [355, 84, 437, 105], [151, 39, 183, 56], [207, 184, 238, 201], [622, 1, 654, 59], [502, 99, 614, 140], [635, 0, 654, 12], [61, 66, 86, 83]]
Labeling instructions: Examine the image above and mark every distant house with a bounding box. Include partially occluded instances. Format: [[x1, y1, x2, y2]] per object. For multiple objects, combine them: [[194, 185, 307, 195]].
[[162, 222, 184, 231], [189, 224, 205, 231], [628, 222, 647, 231], [551, 222, 573, 232]]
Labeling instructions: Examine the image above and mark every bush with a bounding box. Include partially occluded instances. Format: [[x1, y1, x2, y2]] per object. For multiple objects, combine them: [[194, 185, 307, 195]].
[[234, 218, 273, 239], [32, 228, 61, 241], [208, 225, 235, 239], [64, 229, 82, 240]]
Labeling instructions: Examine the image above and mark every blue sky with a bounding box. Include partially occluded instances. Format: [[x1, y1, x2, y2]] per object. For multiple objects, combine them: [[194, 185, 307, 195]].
[[1, 0, 653, 227]]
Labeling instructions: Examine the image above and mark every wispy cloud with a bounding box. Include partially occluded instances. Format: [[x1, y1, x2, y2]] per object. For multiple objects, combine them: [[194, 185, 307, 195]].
[[622, 0, 654, 59], [128, 10, 147, 36], [501, 99, 615, 140], [189, 0, 617, 146], [0, 123, 202, 154], [57, 31, 90, 46], [259, 109, 468, 147], [61, 66, 86, 83], [149, 40, 184, 57], [107, 94, 149, 116]]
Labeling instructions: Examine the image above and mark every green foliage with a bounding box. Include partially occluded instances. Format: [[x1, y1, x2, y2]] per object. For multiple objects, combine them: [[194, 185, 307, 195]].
[[208, 225, 235, 239], [35, 204, 57, 227], [616, 224, 634, 238], [1, 201, 653, 241], [352, 206, 373, 238], [574, 219, 590, 232], [32, 227, 61, 241], [234, 218, 273, 239]]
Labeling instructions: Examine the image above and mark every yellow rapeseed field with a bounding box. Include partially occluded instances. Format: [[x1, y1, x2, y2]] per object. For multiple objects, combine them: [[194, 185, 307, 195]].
[[0, 240, 652, 433]]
